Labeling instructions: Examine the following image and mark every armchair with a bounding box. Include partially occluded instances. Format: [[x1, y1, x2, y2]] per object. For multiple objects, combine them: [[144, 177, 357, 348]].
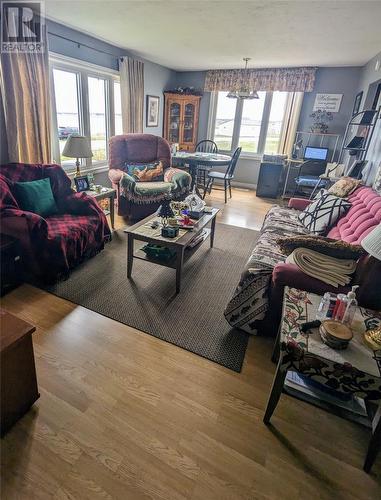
[[0, 163, 111, 282], [108, 134, 191, 220]]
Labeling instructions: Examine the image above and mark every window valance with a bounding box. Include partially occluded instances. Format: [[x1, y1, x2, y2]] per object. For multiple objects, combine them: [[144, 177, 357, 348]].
[[204, 66, 317, 93]]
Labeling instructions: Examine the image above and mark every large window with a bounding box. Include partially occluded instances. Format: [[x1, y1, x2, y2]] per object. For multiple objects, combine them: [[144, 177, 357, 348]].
[[212, 91, 291, 155], [51, 55, 120, 170]]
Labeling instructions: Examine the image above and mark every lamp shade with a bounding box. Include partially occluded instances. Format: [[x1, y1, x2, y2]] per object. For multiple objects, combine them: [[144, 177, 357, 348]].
[[62, 134, 93, 158], [361, 226, 381, 261]]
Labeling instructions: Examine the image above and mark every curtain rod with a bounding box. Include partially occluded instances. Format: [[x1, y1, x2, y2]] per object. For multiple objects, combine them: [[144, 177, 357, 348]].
[[48, 31, 122, 59]]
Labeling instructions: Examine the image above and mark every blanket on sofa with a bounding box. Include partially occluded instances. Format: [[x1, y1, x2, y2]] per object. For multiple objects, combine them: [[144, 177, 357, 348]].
[[224, 205, 308, 334], [286, 248, 357, 287]]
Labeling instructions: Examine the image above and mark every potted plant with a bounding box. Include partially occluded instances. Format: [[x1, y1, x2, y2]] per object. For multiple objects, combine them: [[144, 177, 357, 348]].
[[309, 110, 333, 134]]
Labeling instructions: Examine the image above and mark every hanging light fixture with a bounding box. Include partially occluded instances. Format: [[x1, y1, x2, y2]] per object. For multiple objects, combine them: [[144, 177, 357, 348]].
[[227, 57, 259, 100]]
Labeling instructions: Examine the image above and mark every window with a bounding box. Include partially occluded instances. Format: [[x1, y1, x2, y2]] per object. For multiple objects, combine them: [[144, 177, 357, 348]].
[[88, 76, 107, 162], [211, 90, 291, 156], [213, 91, 236, 151], [53, 69, 81, 167], [50, 55, 120, 170]]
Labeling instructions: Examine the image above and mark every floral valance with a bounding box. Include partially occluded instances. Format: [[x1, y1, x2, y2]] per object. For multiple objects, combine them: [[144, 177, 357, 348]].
[[204, 66, 317, 93]]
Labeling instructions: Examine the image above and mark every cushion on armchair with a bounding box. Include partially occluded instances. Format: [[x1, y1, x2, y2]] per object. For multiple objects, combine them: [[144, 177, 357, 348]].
[[124, 161, 164, 182]]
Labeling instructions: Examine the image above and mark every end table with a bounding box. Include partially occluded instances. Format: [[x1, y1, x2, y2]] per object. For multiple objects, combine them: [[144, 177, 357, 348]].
[[264, 287, 381, 473], [86, 187, 116, 230]]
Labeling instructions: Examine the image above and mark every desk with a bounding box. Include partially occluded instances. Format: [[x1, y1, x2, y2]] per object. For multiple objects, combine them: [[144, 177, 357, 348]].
[[281, 159, 304, 199]]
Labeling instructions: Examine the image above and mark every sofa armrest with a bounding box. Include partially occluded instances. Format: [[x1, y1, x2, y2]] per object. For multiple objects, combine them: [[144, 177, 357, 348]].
[[60, 192, 104, 217], [288, 198, 312, 210], [164, 167, 191, 191], [1, 210, 48, 273], [108, 168, 124, 184]]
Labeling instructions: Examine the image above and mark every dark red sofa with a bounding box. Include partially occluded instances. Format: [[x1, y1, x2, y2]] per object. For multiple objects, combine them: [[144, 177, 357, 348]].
[[225, 186, 381, 335], [0, 163, 111, 282]]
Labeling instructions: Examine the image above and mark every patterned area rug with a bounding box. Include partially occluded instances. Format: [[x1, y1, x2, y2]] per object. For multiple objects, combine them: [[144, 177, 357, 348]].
[[43, 224, 259, 372]]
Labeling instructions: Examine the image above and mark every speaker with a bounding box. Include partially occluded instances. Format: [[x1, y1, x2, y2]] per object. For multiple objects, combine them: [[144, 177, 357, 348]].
[[256, 162, 283, 198]]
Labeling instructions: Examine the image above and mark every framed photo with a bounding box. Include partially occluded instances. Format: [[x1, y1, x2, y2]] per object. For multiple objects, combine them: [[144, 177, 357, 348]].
[[352, 91, 363, 116], [74, 175, 90, 192], [146, 95, 160, 127]]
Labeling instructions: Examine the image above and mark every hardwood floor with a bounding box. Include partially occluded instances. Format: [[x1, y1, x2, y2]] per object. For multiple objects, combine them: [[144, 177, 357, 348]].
[[1, 188, 380, 499]]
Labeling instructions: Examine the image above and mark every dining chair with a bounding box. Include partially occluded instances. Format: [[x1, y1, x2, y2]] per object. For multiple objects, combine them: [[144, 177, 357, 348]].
[[203, 147, 242, 203], [195, 140, 219, 189]]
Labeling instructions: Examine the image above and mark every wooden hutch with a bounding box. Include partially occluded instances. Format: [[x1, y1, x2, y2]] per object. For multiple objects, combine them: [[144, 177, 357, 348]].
[[163, 92, 201, 152]]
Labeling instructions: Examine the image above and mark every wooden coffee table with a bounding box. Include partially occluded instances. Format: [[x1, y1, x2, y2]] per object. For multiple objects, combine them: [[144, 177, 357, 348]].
[[126, 208, 219, 293]]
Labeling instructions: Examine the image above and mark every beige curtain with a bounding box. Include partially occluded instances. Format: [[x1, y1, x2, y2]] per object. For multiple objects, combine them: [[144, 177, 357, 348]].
[[280, 92, 304, 156], [204, 67, 316, 93], [119, 57, 144, 133], [0, 27, 51, 163]]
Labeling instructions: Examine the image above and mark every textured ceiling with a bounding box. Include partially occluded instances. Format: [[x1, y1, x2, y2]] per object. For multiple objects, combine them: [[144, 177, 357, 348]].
[[46, 0, 381, 71]]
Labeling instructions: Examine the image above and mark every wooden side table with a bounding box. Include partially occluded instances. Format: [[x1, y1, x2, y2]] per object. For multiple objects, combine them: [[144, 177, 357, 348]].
[[85, 187, 116, 229], [264, 287, 381, 472], [0, 309, 39, 435]]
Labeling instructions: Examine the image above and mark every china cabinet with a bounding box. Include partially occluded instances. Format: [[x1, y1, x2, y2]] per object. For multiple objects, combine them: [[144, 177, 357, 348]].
[[163, 92, 201, 151]]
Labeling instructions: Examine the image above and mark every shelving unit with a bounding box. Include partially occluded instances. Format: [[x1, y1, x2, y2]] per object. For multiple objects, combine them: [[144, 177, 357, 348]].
[[337, 108, 380, 164]]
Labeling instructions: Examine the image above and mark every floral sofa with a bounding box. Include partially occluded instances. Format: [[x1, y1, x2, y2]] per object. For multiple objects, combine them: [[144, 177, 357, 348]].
[[224, 186, 381, 335]]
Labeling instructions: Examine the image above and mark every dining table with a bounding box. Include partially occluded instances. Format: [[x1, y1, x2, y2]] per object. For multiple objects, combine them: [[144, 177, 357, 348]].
[[172, 151, 232, 196]]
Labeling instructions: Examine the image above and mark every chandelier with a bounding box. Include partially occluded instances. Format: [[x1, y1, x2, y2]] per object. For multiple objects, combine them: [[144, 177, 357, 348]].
[[227, 58, 259, 100]]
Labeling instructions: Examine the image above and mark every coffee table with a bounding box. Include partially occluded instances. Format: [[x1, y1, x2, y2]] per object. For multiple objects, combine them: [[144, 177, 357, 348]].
[[125, 208, 219, 293]]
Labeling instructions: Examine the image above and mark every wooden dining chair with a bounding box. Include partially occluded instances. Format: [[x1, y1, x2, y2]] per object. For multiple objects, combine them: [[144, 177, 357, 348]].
[[195, 140, 218, 189], [203, 147, 242, 203]]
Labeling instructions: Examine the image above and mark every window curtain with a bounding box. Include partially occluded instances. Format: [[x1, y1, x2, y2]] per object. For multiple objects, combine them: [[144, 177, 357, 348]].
[[279, 92, 304, 156], [0, 27, 52, 163], [119, 57, 144, 133], [204, 67, 316, 93]]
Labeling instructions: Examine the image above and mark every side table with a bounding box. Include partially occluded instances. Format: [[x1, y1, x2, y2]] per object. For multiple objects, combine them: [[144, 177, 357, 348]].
[[1, 309, 39, 435], [264, 287, 381, 472], [85, 187, 116, 229]]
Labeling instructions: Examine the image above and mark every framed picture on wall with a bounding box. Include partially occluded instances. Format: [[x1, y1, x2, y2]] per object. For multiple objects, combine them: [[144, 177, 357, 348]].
[[146, 95, 160, 127], [352, 91, 363, 116]]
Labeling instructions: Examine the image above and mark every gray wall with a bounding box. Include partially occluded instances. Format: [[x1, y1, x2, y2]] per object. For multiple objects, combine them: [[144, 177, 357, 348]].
[[297, 67, 361, 136]]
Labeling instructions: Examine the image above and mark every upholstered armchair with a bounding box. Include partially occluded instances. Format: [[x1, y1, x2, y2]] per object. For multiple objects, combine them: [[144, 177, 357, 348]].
[[0, 163, 111, 282], [108, 134, 191, 220]]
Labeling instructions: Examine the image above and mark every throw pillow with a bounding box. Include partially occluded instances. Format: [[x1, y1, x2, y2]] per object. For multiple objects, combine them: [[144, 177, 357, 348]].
[[276, 235, 365, 260], [14, 178, 58, 217], [298, 192, 351, 235], [328, 177, 362, 197], [124, 161, 164, 182]]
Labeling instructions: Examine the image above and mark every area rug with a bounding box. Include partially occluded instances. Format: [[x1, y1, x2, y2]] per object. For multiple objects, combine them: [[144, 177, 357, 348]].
[[42, 224, 259, 372]]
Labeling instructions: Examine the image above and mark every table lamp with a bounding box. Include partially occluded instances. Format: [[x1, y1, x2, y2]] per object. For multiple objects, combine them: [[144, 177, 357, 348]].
[[361, 225, 381, 350], [62, 134, 93, 177]]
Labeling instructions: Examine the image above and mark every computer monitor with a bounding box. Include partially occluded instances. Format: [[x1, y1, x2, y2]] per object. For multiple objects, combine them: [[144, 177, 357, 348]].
[[303, 146, 329, 161]]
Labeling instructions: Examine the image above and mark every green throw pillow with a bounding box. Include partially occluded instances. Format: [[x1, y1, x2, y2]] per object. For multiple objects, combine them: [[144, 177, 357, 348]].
[[14, 178, 58, 217]]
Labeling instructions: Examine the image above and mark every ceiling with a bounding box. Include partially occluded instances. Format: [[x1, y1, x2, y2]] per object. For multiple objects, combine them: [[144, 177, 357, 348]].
[[46, 0, 381, 71]]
